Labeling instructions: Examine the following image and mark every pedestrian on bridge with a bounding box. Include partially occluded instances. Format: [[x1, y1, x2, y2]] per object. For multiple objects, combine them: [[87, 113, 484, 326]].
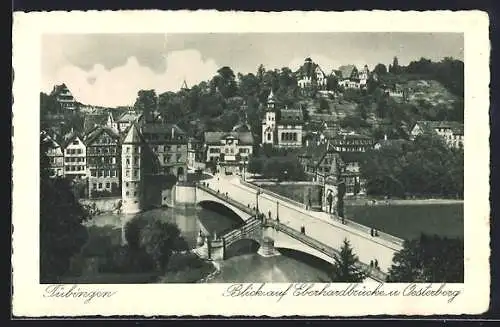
[[268, 210, 272, 220], [370, 228, 374, 237], [374, 229, 379, 237], [300, 225, 305, 234]]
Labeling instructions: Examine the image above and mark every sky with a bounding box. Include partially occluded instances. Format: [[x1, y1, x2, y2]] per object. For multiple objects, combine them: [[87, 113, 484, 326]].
[[41, 33, 464, 107]]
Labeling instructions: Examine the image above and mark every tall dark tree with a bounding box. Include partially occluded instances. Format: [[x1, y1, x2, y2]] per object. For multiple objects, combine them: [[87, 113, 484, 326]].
[[134, 90, 158, 122], [40, 138, 90, 282], [389, 56, 400, 74], [213, 66, 238, 98], [373, 63, 388, 76], [331, 238, 365, 282]]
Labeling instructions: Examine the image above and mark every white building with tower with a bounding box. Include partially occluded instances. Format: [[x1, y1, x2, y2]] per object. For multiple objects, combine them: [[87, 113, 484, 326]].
[[261, 90, 304, 148], [121, 124, 144, 214]]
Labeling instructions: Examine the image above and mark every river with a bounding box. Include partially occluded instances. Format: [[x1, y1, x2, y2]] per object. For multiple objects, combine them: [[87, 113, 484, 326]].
[[88, 204, 333, 283]]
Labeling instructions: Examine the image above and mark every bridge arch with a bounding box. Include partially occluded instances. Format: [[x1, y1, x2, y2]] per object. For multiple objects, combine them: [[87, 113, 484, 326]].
[[197, 200, 247, 224], [224, 238, 261, 259]]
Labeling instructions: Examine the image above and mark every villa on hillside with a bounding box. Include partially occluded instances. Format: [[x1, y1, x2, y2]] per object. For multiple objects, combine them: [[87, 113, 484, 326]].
[[261, 90, 304, 149], [296, 58, 328, 91], [50, 83, 77, 110], [410, 120, 464, 149], [335, 64, 370, 90]]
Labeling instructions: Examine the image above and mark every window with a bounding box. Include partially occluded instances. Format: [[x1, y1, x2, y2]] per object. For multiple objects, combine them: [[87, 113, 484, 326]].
[[106, 182, 110, 189], [111, 170, 116, 177], [72, 140, 79, 145], [126, 191, 129, 196], [134, 157, 139, 165], [126, 147, 130, 153], [112, 157, 116, 164], [133, 192, 137, 196], [99, 170, 104, 177], [126, 170, 130, 177], [133, 170, 138, 178], [267, 133, 271, 141], [98, 183, 102, 189], [126, 158, 130, 166], [92, 183, 97, 190]]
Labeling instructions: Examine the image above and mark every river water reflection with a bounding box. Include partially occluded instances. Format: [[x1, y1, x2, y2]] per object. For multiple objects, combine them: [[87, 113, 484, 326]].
[[88, 204, 333, 283]]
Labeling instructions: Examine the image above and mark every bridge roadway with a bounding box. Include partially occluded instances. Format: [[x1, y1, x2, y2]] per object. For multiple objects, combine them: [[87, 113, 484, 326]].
[[202, 175, 404, 274]]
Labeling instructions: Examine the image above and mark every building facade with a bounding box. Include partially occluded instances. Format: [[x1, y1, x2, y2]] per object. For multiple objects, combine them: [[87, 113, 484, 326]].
[[41, 131, 64, 178], [410, 121, 464, 149], [85, 126, 121, 198], [121, 124, 144, 214], [296, 58, 327, 90], [62, 132, 87, 179], [140, 123, 188, 181], [261, 90, 304, 148], [204, 131, 253, 174], [50, 83, 77, 110]]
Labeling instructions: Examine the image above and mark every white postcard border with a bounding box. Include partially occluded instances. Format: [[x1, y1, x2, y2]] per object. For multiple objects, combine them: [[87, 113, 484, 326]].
[[12, 10, 490, 317]]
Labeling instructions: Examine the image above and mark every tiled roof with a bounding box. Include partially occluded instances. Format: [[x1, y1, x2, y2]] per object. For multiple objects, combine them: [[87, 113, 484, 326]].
[[141, 123, 186, 135], [117, 111, 142, 123], [61, 130, 85, 148], [84, 126, 120, 145], [123, 123, 144, 144], [232, 123, 251, 133], [204, 131, 254, 145], [278, 109, 303, 125], [337, 65, 358, 79], [339, 151, 367, 163], [83, 114, 107, 133]]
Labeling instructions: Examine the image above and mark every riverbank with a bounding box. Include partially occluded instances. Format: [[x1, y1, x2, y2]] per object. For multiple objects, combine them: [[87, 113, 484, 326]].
[[345, 198, 464, 206]]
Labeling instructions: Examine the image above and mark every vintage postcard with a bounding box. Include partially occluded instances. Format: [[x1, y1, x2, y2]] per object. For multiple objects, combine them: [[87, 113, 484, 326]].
[[12, 10, 490, 317]]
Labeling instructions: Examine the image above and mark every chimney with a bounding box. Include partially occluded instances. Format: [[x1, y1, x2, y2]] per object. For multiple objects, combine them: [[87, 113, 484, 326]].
[[171, 127, 175, 139]]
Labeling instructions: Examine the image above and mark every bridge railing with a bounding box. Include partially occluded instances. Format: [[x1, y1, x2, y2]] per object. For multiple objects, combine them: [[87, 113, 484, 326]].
[[223, 217, 262, 245], [264, 219, 388, 282], [241, 180, 405, 248], [240, 180, 306, 209], [196, 182, 256, 216]]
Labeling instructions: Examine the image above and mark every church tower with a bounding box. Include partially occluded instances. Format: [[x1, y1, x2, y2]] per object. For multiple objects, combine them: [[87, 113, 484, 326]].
[[261, 89, 277, 145], [121, 123, 144, 214]]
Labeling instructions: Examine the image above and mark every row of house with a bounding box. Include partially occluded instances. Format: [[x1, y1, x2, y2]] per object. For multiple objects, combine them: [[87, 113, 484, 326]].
[[295, 58, 373, 92], [42, 113, 190, 198]]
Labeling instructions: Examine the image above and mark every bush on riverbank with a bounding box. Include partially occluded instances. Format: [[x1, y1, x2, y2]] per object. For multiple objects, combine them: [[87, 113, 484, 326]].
[[158, 252, 216, 283]]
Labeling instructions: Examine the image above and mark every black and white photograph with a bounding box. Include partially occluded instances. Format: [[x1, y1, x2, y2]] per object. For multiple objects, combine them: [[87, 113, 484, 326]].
[[13, 11, 489, 316]]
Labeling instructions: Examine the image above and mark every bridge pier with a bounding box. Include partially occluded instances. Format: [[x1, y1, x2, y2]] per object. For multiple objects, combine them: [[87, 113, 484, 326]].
[[257, 226, 280, 257]]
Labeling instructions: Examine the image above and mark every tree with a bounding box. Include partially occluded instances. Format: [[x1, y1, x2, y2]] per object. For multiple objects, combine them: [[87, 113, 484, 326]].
[[40, 137, 90, 282], [330, 238, 365, 282], [387, 234, 464, 282], [134, 90, 157, 122], [140, 220, 189, 271], [319, 98, 330, 113], [389, 56, 400, 74], [213, 66, 238, 98], [373, 63, 388, 76]]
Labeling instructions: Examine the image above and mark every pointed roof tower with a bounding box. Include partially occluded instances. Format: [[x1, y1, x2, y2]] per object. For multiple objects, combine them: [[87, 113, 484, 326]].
[[181, 79, 189, 90], [123, 123, 143, 144]]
